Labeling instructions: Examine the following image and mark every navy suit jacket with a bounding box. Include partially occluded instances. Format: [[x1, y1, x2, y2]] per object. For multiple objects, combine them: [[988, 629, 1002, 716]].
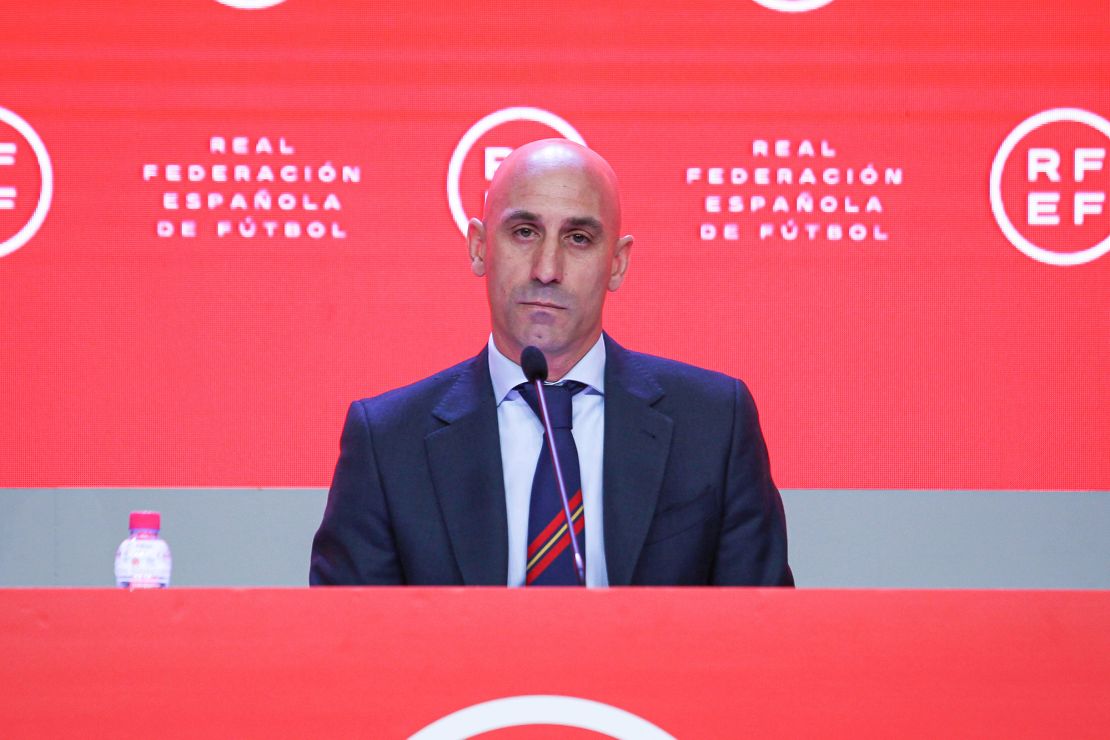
[[310, 335, 793, 586]]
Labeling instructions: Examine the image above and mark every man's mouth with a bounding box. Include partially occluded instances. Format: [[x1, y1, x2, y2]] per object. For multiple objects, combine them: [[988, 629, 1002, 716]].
[[522, 301, 565, 310]]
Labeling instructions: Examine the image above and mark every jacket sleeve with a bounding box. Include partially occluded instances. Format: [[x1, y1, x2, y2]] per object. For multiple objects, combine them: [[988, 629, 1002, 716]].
[[712, 380, 794, 586], [309, 400, 405, 585]]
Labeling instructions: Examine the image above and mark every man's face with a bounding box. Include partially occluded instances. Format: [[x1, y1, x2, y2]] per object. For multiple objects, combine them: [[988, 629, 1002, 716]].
[[468, 148, 632, 372]]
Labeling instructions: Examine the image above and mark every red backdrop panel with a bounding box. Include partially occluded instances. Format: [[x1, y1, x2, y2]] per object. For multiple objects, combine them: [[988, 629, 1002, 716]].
[[0, 1, 1107, 488]]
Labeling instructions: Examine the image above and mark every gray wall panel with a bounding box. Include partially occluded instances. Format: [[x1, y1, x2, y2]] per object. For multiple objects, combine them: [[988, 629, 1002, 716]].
[[782, 490, 1110, 589], [1, 488, 1107, 588], [0, 489, 326, 587], [0, 490, 57, 586]]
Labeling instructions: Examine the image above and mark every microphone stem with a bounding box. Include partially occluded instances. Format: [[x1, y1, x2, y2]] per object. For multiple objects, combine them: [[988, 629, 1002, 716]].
[[532, 378, 587, 586]]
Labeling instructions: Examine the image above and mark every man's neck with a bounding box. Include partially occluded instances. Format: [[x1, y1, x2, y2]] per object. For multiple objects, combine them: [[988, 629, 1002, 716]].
[[492, 332, 602, 382]]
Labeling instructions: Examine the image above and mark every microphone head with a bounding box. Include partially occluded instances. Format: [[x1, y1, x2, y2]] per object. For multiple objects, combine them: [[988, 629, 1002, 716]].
[[521, 346, 548, 383]]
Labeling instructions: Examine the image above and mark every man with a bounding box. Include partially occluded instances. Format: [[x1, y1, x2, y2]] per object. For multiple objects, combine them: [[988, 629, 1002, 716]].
[[310, 139, 792, 586]]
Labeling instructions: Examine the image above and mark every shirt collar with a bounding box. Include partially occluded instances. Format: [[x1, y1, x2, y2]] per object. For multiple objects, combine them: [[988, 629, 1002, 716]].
[[487, 333, 606, 405]]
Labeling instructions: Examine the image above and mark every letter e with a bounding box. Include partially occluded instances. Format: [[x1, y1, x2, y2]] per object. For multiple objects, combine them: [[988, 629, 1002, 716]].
[[1027, 192, 1060, 225]]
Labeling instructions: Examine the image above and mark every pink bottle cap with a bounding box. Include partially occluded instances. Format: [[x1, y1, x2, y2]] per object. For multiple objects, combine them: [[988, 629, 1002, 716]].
[[129, 511, 161, 530]]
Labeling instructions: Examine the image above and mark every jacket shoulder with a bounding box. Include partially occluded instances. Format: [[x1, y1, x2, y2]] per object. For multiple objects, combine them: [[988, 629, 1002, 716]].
[[612, 342, 747, 406]]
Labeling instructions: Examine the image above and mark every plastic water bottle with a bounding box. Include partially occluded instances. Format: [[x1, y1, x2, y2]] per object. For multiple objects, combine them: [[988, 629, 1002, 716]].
[[114, 510, 172, 589]]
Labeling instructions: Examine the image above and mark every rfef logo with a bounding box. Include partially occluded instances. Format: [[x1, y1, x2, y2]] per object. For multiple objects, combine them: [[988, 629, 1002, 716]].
[[750, 0, 836, 12], [409, 695, 674, 739], [213, 0, 287, 8], [990, 108, 1110, 266], [446, 107, 585, 235], [0, 106, 52, 259]]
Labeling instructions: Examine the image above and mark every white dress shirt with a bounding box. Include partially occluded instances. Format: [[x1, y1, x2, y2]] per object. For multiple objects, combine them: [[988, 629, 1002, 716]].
[[487, 334, 609, 587]]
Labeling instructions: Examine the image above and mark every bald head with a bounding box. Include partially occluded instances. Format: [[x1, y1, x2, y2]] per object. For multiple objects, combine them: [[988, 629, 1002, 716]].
[[467, 138, 633, 380], [483, 139, 623, 235]]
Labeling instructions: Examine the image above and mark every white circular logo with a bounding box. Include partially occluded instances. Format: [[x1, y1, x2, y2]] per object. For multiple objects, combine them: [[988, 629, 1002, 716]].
[[750, 0, 836, 12], [213, 0, 287, 9], [0, 106, 53, 259], [408, 695, 675, 739], [446, 106, 586, 236], [989, 108, 1110, 266]]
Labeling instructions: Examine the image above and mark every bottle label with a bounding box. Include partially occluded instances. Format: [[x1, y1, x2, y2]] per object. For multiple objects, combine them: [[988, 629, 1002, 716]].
[[114, 537, 172, 589]]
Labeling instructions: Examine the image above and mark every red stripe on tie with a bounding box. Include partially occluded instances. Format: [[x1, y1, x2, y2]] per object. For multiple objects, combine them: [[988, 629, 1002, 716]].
[[527, 490, 583, 559], [526, 513, 585, 585]]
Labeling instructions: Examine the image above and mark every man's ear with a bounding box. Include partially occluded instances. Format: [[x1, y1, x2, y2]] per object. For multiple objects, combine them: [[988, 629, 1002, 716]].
[[607, 234, 634, 291], [467, 218, 487, 277]]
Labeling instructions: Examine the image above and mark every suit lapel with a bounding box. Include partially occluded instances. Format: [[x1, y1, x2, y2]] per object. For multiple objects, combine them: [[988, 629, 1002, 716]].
[[425, 349, 509, 585], [602, 336, 674, 586]]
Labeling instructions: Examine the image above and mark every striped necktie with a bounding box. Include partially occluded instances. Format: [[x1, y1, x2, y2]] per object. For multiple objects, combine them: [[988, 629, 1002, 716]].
[[516, 381, 586, 586]]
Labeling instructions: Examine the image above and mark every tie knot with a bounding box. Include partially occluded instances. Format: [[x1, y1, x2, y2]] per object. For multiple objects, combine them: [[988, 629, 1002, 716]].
[[517, 381, 584, 430]]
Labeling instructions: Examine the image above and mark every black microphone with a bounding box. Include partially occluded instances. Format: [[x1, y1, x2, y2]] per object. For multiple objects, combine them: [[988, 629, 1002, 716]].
[[521, 345, 586, 585], [521, 345, 548, 383]]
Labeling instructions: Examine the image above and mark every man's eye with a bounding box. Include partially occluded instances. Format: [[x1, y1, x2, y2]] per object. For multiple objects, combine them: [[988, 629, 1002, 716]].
[[514, 227, 537, 239], [568, 232, 592, 246]]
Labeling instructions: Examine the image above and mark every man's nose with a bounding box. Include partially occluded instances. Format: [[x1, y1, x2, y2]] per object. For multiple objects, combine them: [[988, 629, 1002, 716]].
[[530, 235, 563, 284]]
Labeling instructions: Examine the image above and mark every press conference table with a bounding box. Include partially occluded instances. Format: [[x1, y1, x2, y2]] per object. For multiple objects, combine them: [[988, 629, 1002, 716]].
[[2, 588, 1107, 738]]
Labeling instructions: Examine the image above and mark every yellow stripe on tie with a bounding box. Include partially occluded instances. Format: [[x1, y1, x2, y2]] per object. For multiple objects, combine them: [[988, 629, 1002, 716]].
[[526, 505, 583, 571]]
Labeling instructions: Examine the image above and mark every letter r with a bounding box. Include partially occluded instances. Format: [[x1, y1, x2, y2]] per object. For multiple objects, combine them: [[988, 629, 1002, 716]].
[[1027, 148, 1061, 183]]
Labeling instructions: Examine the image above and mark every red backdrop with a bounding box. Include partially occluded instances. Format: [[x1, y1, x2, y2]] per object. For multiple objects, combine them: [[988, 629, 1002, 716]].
[[0, 1, 1107, 488]]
